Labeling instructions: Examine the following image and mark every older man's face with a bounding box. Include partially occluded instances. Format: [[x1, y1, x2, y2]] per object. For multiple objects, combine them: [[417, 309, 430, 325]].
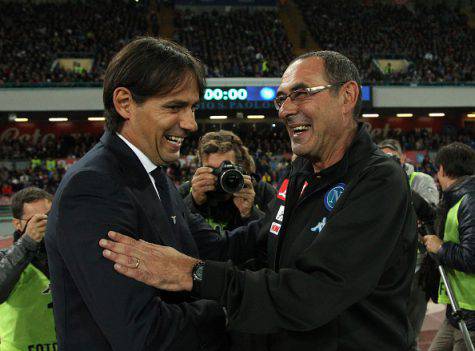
[[277, 57, 350, 163]]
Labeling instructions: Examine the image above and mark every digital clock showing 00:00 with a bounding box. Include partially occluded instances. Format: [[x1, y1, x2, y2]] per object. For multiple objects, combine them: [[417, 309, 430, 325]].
[[204, 88, 248, 101]]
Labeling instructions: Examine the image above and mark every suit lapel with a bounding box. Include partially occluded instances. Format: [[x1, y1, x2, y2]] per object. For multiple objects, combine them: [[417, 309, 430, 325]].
[[100, 132, 178, 248]]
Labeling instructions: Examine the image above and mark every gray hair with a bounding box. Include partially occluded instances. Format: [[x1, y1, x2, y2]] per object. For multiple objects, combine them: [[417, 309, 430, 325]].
[[291, 51, 362, 120]]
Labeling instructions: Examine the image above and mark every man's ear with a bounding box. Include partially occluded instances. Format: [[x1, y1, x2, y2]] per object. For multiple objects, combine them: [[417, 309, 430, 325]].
[[340, 81, 359, 116], [439, 165, 446, 177], [12, 218, 22, 232], [400, 153, 406, 164], [113, 87, 134, 121]]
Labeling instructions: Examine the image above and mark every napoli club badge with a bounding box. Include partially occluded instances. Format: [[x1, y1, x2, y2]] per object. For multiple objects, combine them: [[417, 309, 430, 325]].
[[324, 183, 346, 211]]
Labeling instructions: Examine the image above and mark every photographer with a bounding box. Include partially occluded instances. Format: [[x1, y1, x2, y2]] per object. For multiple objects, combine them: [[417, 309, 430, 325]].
[[422, 143, 475, 350], [379, 138, 439, 350], [0, 187, 56, 350], [179, 130, 276, 232]]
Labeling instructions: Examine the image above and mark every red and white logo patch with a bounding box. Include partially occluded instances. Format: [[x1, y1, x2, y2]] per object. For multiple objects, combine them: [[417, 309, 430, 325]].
[[277, 179, 289, 201], [270, 222, 281, 235], [275, 205, 285, 222]]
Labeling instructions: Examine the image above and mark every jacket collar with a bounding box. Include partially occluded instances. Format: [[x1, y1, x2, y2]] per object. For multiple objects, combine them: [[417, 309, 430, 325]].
[[289, 123, 377, 179], [443, 175, 475, 207], [116, 132, 158, 175], [100, 131, 149, 182], [99, 131, 179, 248]]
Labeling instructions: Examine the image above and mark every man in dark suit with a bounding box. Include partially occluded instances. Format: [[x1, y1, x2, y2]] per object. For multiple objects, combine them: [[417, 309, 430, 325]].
[[45, 37, 226, 351]]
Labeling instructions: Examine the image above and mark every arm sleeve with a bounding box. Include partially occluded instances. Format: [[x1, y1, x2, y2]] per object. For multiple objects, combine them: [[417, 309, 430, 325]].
[[54, 171, 224, 351], [437, 192, 475, 274], [243, 205, 265, 223], [200, 164, 414, 334], [0, 235, 39, 303], [187, 205, 267, 266], [414, 173, 439, 206], [412, 190, 437, 226]]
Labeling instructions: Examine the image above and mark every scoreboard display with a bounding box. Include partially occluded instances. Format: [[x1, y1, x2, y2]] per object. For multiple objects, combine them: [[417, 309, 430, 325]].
[[200, 86, 371, 110]]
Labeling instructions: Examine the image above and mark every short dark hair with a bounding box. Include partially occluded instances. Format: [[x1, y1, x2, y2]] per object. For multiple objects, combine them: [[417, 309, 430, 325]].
[[103, 37, 206, 133], [378, 139, 403, 155], [435, 142, 475, 179], [197, 130, 254, 174], [11, 187, 52, 219], [291, 51, 362, 120]]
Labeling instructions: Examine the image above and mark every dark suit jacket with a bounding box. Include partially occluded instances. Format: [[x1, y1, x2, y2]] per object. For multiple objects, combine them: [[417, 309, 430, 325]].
[[45, 132, 226, 351]]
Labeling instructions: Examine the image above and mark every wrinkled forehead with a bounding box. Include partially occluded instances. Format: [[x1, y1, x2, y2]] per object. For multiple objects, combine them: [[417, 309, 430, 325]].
[[278, 57, 328, 95]]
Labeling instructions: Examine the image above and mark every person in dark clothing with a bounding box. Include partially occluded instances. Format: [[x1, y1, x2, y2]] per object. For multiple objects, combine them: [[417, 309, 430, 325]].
[[379, 138, 439, 351], [100, 51, 417, 350], [422, 142, 475, 350], [45, 37, 227, 351], [178, 130, 276, 233], [0, 187, 56, 350]]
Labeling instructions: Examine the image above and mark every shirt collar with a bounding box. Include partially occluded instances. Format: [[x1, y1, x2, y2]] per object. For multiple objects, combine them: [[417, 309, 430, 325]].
[[117, 133, 157, 174]]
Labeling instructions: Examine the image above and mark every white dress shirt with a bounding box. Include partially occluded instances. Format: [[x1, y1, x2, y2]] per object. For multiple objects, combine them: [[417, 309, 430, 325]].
[[117, 133, 161, 199]]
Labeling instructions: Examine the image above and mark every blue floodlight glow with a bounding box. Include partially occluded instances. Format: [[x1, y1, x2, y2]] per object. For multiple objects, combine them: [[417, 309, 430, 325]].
[[259, 87, 276, 101]]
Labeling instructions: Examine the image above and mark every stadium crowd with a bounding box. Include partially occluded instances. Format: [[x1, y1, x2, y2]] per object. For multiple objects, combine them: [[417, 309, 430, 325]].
[[173, 8, 293, 77], [1, 1, 473, 84], [0, 0, 147, 84], [296, 0, 475, 83]]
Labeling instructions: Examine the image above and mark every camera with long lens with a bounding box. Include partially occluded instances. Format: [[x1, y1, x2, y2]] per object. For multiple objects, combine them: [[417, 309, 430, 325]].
[[211, 160, 245, 194]]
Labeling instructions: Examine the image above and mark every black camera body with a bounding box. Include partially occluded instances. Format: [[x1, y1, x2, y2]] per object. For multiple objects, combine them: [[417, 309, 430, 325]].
[[212, 160, 245, 194]]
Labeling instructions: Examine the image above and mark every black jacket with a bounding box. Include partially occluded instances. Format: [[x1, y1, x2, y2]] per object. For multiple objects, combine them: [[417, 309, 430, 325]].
[[436, 176, 475, 330], [199, 125, 417, 350], [178, 180, 276, 232], [45, 132, 226, 351]]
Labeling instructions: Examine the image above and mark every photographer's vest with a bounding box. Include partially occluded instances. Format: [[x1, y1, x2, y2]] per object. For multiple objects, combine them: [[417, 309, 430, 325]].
[[409, 171, 421, 188], [0, 265, 57, 351], [438, 195, 475, 311]]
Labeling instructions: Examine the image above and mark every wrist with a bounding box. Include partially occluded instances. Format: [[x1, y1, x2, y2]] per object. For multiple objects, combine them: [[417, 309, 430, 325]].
[[436, 242, 443, 253], [25, 232, 43, 243], [191, 191, 205, 206], [240, 210, 251, 219], [190, 260, 205, 296], [20, 234, 42, 251]]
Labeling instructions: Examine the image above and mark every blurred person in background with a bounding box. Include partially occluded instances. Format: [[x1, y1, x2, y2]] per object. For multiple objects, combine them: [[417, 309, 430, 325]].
[[0, 187, 55, 351], [379, 138, 439, 351], [179, 130, 276, 233], [422, 142, 475, 351]]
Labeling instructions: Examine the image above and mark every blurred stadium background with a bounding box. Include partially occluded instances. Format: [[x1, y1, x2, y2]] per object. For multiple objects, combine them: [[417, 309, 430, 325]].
[[0, 0, 474, 348]]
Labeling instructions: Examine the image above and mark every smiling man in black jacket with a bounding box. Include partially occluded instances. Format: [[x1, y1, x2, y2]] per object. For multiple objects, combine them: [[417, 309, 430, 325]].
[[100, 51, 417, 350]]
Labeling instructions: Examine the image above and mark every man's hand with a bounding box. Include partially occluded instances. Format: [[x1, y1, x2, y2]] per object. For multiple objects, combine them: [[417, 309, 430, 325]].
[[233, 175, 255, 218], [191, 167, 216, 205], [99, 231, 200, 291], [25, 214, 48, 242], [421, 235, 444, 254]]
